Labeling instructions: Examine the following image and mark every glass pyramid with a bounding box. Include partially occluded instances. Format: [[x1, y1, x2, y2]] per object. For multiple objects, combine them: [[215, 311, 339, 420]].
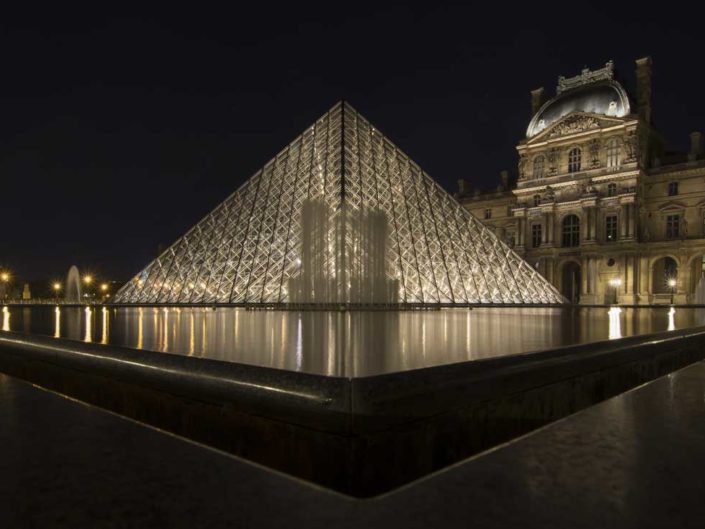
[[114, 102, 563, 306]]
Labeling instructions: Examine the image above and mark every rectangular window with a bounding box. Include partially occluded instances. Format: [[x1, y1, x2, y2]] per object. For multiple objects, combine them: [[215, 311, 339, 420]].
[[484, 208, 492, 219], [605, 215, 618, 242], [666, 214, 680, 239], [668, 182, 679, 196], [532, 224, 542, 248]]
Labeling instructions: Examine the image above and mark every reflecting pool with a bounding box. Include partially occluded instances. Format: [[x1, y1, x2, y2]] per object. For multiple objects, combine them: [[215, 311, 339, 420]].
[[1, 306, 703, 377]]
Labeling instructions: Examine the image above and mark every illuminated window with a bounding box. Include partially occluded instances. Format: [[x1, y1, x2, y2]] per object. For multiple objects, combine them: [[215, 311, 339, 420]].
[[666, 214, 680, 239], [533, 194, 541, 207], [568, 148, 582, 173], [532, 224, 542, 247], [607, 183, 617, 197], [605, 215, 618, 242], [562, 214, 580, 247], [606, 138, 620, 167], [668, 182, 678, 196], [484, 208, 492, 219], [533, 156, 545, 178]]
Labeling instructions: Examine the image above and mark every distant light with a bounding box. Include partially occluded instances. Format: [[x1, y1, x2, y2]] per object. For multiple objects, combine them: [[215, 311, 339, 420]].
[[0, 272, 9, 282], [83, 275, 93, 285], [100, 283, 109, 292], [52, 282, 62, 291], [668, 279, 677, 288], [608, 278, 622, 287]]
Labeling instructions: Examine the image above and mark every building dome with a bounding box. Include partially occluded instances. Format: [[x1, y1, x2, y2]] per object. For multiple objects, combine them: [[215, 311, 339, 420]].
[[526, 80, 630, 138]]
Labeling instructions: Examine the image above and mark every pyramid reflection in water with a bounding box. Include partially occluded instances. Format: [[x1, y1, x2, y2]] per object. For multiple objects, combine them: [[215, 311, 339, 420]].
[[114, 102, 563, 305]]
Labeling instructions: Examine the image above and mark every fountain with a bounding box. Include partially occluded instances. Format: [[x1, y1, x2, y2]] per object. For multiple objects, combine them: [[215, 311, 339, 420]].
[[65, 266, 82, 303]]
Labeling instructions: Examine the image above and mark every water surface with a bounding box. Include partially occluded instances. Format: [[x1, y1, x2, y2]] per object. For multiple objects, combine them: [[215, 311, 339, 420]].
[[1, 306, 703, 377]]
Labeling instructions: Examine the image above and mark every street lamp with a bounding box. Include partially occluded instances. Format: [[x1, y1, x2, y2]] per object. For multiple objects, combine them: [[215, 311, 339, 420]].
[[83, 275, 93, 285], [668, 278, 677, 305], [52, 282, 62, 303], [0, 272, 9, 301]]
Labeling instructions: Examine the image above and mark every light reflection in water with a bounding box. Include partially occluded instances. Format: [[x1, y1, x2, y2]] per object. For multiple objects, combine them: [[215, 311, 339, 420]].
[[101, 307, 109, 344], [83, 307, 92, 342], [54, 307, 61, 338], [2, 306, 705, 377], [608, 307, 622, 339]]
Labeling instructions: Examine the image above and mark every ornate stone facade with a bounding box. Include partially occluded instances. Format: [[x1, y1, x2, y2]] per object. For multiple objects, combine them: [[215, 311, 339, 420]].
[[459, 58, 705, 304]]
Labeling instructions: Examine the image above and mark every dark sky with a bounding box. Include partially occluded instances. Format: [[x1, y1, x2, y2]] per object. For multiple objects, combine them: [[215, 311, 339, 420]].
[[2, 2, 705, 282]]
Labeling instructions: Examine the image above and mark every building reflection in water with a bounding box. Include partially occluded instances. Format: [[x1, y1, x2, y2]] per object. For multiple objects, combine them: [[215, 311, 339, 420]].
[[2, 306, 705, 377]]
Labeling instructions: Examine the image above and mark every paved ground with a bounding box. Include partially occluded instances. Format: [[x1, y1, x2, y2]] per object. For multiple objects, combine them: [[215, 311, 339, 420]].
[[1, 361, 705, 528]]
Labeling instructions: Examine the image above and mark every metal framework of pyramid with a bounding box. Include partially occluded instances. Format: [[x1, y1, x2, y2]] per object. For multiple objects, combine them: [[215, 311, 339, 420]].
[[113, 102, 564, 306]]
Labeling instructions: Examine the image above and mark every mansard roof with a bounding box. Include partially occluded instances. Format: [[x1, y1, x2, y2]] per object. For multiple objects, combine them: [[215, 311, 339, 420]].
[[527, 61, 631, 138]]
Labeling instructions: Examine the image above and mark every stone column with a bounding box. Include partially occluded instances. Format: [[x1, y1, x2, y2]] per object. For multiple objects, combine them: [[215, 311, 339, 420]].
[[620, 204, 628, 239], [543, 213, 549, 244], [517, 218, 524, 247], [581, 257, 589, 296]]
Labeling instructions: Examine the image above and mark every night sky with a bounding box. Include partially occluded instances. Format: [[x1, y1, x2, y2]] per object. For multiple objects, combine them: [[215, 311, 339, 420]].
[[3, 3, 705, 284]]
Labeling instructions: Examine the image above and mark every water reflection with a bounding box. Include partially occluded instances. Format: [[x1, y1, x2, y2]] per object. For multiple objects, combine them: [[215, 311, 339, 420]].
[[668, 307, 676, 332], [2, 306, 705, 377], [54, 307, 60, 338], [608, 307, 622, 339]]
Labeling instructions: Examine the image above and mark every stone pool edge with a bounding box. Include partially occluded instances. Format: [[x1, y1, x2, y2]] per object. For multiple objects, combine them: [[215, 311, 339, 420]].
[[1, 327, 704, 496]]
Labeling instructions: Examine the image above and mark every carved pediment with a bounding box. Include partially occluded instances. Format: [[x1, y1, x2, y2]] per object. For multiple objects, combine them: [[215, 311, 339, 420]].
[[658, 201, 686, 213], [548, 115, 600, 138], [527, 112, 626, 143]]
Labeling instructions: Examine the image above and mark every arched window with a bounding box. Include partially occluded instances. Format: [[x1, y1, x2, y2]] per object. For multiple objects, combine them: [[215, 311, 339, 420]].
[[568, 148, 582, 173], [606, 138, 620, 168], [562, 214, 580, 247], [533, 156, 545, 179], [607, 183, 617, 197]]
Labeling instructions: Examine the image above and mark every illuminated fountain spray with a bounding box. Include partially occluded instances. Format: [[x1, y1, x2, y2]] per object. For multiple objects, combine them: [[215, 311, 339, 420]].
[[65, 266, 82, 303], [288, 198, 398, 305], [694, 276, 705, 305]]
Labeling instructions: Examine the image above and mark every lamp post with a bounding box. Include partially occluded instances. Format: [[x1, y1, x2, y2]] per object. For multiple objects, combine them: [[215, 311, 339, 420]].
[[668, 278, 677, 305], [0, 272, 9, 301], [608, 278, 622, 305], [83, 275, 94, 302], [52, 282, 62, 304]]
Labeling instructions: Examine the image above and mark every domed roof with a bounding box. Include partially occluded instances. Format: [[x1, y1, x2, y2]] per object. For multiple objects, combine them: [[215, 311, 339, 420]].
[[527, 79, 630, 138]]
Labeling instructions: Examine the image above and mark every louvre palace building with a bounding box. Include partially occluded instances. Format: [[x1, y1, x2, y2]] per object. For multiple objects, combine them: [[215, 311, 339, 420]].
[[459, 58, 705, 304]]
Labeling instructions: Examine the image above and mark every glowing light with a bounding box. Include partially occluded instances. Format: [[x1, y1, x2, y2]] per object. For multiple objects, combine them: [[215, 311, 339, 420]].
[[83, 275, 93, 285], [100, 283, 109, 292], [2, 306, 9, 332], [667, 278, 677, 288], [0, 272, 9, 282], [608, 278, 622, 288], [53, 282, 62, 292]]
